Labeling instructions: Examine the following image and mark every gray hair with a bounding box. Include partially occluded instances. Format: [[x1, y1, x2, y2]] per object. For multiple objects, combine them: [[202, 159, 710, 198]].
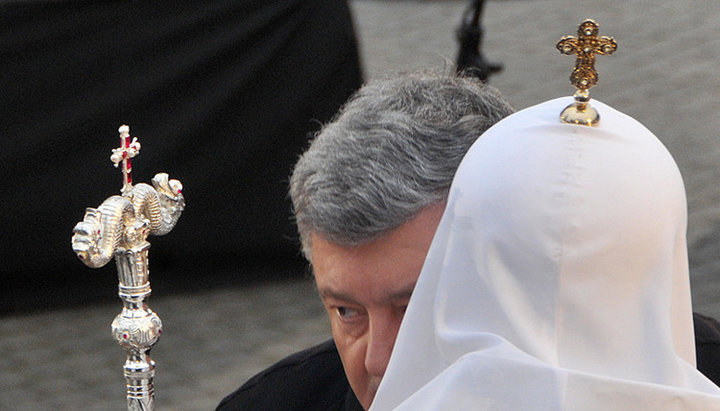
[[290, 70, 514, 259]]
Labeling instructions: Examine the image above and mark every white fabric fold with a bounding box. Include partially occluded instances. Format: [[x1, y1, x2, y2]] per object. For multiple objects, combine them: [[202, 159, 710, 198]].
[[371, 97, 720, 410]]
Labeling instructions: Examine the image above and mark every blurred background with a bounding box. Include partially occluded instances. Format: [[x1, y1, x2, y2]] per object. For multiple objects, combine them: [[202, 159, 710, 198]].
[[2, 0, 719, 409]]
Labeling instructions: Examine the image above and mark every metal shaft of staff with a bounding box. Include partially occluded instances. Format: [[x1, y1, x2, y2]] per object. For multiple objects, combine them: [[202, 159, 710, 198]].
[[113, 243, 160, 410]]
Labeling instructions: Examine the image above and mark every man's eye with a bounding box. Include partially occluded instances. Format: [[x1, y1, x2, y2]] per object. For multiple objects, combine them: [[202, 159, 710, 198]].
[[336, 306, 360, 320]]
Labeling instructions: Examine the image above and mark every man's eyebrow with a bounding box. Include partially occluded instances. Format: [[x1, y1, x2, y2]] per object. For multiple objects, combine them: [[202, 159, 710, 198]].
[[317, 284, 415, 304], [317, 288, 359, 304], [385, 286, 414, 302]]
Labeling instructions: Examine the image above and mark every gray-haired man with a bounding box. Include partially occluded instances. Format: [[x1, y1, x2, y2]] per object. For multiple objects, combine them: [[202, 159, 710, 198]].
[[217, 70, 720, 410], [218, 70, 514, 410]]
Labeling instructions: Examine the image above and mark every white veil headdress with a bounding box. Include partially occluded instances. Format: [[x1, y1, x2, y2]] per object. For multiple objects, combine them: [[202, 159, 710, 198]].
[[371, 97, 720, 410]]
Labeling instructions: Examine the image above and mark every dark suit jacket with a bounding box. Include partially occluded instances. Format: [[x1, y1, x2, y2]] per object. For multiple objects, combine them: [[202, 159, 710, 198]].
[[217, 312, 720, 410]]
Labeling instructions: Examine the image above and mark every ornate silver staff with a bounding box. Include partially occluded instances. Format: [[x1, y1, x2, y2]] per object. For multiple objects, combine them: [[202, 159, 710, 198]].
[[72, 125, 185, 410]]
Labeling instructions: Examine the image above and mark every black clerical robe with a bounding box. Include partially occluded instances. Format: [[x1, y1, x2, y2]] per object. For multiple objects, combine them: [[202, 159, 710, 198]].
[[695, 312, 720, 385]]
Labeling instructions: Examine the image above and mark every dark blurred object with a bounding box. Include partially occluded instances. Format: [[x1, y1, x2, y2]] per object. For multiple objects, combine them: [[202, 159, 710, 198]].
[[0, 0, 362, 314], [455, 0, 502, 82]]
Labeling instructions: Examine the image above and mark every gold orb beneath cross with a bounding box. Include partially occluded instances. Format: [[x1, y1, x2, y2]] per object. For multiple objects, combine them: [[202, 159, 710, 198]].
[[560, 103, 599, 126], [560, 90, 599, 126]]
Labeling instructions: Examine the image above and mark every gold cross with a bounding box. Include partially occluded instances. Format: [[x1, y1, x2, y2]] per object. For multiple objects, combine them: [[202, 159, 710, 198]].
[[557, 19, 617, 91], [556, 19, 617, 126]]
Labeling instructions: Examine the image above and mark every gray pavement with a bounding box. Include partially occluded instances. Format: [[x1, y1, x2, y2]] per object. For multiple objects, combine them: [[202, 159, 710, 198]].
[[3, 0, 720, 409]]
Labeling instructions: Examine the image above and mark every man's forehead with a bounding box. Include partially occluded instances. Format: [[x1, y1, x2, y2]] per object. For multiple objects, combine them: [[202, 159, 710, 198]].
[[309, 204, 444, 306], [311, 244, 421, 305]]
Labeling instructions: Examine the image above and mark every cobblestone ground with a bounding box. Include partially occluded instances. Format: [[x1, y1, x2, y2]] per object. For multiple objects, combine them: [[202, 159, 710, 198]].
[[3, 1, 719, 409]]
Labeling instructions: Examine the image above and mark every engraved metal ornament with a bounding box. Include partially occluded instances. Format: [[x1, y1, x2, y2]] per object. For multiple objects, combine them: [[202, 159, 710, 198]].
[[72, 125, 184, 411], [557, 19, 617, 126]]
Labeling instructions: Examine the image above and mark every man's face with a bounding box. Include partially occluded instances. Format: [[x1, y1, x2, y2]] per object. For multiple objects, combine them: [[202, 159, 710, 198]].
[[311, 204, 445, 410]]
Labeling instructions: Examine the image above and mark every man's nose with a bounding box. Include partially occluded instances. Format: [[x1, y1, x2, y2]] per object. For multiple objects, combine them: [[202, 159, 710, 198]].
[[364, 315, 399, 377]]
